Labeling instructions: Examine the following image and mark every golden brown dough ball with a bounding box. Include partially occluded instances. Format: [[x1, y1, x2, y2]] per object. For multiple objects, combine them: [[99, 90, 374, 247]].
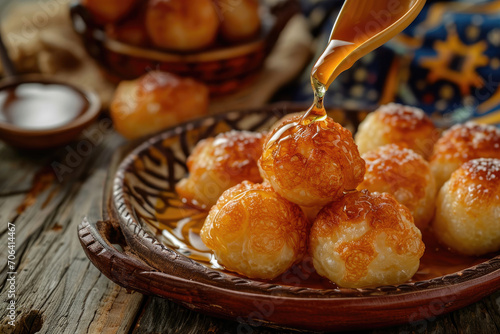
[[355, 103, 439, 159], [259, 115, 365, 208], [82, 0, 137, 23], [357, 144, 436, 230], [310, 190, 425, 288], [176, 130, 265, 210], [146, 0, 219, 51], [110, 71, 209, 140], [430, 122, 500, 190], [201, 181, 309, 279], [218, 0, 261, 42], [433, 158, 500, 256]]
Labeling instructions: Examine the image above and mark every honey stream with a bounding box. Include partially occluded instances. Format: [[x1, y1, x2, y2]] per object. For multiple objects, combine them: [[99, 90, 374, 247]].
[[302, 1, 424, 123]]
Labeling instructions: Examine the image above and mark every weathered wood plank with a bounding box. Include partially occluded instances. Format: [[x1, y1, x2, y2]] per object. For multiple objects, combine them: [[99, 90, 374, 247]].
[[483, 290, 500, 332], [0, 194, 24, 230], [451, 300, 499, 334], [87, 285, 144, 334], [0, 120, 117, 282], [0, 144, 53, 194]]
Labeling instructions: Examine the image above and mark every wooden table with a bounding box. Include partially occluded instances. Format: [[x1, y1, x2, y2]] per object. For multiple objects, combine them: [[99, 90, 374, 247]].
[[0, 117, 499, 334]]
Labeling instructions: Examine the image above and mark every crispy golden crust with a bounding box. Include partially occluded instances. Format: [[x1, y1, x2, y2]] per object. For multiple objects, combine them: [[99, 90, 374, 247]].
[[433, 158, 500, 256], [201, 181, 309, 279], [259, 115, 365, 207], [146, 0, 219, 50], [310, 190, 424, 288], [430, 122, 500, 189], [355, 103, 439, 159], [110, 71, 209, 140], [447, 158, 500, 202], [358, 144, 436, 229], [175, 130, 266, 209], [218, 0, 261, 42]]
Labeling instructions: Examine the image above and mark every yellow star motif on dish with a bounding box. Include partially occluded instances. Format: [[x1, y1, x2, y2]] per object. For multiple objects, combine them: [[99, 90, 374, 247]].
[[420, 30, 489, 95]]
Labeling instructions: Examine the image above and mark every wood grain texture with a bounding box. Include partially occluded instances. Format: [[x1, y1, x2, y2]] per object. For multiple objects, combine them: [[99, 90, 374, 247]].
[[0, 126, 142, 334]]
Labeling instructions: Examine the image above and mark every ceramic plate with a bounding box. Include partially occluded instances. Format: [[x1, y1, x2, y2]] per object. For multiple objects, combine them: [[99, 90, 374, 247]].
[[86, 104, 500, 332]]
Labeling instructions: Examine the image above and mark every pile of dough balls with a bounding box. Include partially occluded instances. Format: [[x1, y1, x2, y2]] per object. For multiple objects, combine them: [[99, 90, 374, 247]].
[[355, 104, 500, 257], [191, 112, 426, 287], [82, 0, 261, 50], [180, 102, 499, 287]]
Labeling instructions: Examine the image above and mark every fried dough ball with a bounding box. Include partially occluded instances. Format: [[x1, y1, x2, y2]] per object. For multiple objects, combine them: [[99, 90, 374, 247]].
[[176, 131, 265, 209], [355, 103, 438, 159], [218, 0, 261, 42], [259, 115, 365, 207], [110, 71, 209, 140], [357, 144, 436, 230], [146, 0, 219, 51], [310, 190, 425, 288], [82, 0, 137, 23], [433, 158, 500, 256], [201, 181, 309, 279], [430, 122, 500, 190]]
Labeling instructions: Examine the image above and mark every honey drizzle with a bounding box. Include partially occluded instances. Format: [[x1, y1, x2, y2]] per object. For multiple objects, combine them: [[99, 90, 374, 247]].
[[299, 0, 420, 125], [301, 40, 355, 124]]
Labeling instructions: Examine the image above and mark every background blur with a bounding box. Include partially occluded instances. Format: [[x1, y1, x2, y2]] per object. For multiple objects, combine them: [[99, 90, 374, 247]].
[[2, 0, 500, 127]]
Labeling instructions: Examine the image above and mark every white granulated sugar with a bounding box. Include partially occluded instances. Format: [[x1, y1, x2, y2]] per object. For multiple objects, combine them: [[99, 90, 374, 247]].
[[463, 158, 500, 182], [365, 145, 420, 172], [380, 103, 425, 119], [448, 122, 500, 145]]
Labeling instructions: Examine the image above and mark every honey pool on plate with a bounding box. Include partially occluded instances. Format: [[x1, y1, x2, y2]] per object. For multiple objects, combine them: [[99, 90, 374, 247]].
[[150, 197, 492, 289]]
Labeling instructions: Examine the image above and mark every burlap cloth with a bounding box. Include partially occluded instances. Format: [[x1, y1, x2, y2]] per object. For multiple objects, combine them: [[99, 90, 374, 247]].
[[0, 1, 312, 113]]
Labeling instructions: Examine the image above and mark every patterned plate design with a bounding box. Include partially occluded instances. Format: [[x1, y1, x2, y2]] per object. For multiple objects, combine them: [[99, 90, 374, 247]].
[[107, 104, 500, 331]]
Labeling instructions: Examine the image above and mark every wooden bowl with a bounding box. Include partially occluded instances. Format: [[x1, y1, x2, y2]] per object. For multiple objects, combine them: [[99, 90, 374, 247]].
[[78, 104, 500, 332], [69, 1, 300, 96], [0, 75, 101, 149]]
